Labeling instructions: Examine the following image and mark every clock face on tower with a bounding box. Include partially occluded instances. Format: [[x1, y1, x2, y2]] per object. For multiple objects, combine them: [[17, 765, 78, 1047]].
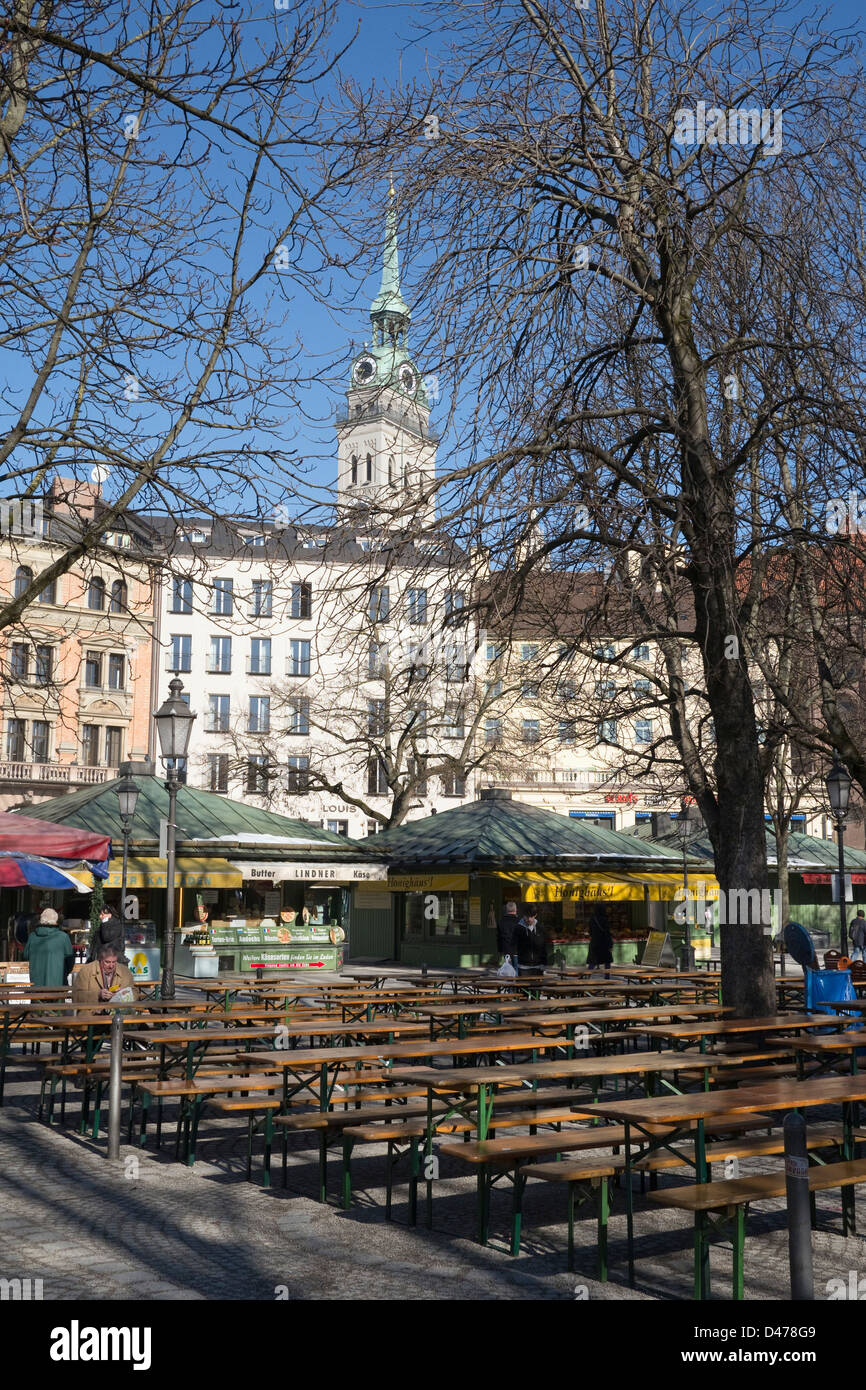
[[353, 356, 376, 384], [399, 365, 417, 394]]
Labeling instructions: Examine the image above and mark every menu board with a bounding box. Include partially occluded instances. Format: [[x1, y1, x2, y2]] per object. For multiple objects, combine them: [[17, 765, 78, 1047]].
[[238, 947, 341, 972], [209, 923, 235, 946]]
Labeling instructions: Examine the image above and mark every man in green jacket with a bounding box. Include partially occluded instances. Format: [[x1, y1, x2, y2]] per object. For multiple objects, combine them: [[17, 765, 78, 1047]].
[[24, 908, 74, 987]]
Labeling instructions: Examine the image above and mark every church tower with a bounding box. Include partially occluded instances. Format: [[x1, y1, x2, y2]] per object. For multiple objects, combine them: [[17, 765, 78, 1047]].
[[336, 181, 437, 526]]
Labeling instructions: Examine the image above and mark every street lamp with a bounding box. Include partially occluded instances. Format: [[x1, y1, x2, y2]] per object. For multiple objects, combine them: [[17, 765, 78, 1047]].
[[153, 678, 196, 998], [114, 773, 140, 932], [826, 756, 852, 957]]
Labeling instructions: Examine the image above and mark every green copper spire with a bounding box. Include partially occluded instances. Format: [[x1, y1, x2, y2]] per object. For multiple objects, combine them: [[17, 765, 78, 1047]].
[[370, 174, 410, 320]]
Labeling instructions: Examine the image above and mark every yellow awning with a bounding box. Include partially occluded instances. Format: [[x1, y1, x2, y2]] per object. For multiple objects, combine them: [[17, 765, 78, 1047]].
[[104, 857, 243, 890], [495, 869, 720, 903]]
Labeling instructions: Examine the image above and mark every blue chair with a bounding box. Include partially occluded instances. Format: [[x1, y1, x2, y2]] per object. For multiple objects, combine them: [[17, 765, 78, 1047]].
[[805, 968, 861, 1035]]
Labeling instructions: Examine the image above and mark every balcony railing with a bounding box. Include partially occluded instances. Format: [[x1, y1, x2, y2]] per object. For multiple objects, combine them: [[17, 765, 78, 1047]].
[[0, 762, 111, 785]]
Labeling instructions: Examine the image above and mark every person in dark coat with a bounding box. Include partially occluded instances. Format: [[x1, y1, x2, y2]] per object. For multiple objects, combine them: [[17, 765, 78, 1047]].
[[587, 904, 614, 973], [513, 907, 547, 973], [497, 900, 519, 960], [88, 905, 127, 963], [24, 908, 74, 986]]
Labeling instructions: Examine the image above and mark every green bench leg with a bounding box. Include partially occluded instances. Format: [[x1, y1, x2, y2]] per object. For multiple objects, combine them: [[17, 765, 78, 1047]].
[[262, 1110, 273, 1190], [408, 1139, 419, 1227], [91, 1080, 103, 1139], [138, 1091, 150, 1147], [568, 1183, 576, 1272], [511, 1171, 526, 1256], [385, 1140, 395, 1220], [318, 1131, 328, 1203], [341, 1135, 354, 1211], [694, 1210, 708, 1300], [597, 1178, 609, 1282], [188, 1097, 201, 1166], [47, 1072, 60, 1126]]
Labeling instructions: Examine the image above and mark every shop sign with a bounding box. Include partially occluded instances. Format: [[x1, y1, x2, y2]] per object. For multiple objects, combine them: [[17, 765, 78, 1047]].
[[802, 873, 866, 885], [237, 862, 387, 883], [604, 792, 638, 804], [237, 948, 341, 971], [387, 874, 469, 892]]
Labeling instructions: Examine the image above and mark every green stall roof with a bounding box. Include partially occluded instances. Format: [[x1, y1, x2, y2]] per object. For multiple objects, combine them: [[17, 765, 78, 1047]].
[[371, 795, 686, 870], [22, 776, 372, 858]]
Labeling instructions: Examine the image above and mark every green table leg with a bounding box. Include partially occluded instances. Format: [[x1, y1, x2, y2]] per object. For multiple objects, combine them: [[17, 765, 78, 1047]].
[[597, 1178, 609, 1282], [568, 1183, 576, 1272], [342, 1135, 354, 1210], [732, 1206, 746, 1300], [694, 1210, 707, 1300], [511, 1171, 526, 1256]]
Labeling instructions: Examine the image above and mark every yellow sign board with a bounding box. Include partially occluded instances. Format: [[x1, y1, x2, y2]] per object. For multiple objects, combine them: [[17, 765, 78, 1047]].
[[387, 874, 469, 892]]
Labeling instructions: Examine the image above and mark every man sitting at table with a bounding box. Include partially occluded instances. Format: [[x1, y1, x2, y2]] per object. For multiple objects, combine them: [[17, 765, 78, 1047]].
[[72, 944, 138, 1005]]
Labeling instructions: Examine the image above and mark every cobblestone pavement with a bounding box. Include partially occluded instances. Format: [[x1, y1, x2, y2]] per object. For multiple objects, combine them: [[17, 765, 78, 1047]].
[[1, 978, 863, 1301]]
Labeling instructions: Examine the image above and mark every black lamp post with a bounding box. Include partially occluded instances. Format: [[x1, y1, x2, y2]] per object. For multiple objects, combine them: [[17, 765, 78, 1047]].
[[153, 678, 196, 998], [677, 798, 695, 969], [826, 757, 852, 957], [114, 774, 140, 931]]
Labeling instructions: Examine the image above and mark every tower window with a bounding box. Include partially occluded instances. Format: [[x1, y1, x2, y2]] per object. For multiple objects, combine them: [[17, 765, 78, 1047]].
[[351, 455, 358, 486], [365, 454, 372, 484], [388, 456, 394, 485]]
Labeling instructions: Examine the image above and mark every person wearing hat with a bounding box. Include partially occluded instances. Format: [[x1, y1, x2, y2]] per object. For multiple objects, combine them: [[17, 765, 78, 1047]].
[[23, 908, 74, 987], [513, 905, 548, 974]]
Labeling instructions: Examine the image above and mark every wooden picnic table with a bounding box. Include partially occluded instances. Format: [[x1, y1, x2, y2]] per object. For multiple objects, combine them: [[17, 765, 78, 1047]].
[[509, 1004, 732, 1036], [641, 1013, 833, 1052], [236, 1033, 575, 1115], [581, 1072, 866, 1290]]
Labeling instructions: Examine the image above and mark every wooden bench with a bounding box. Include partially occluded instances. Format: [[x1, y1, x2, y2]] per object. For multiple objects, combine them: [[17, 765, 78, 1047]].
[[648, 1157, 866, 1298]]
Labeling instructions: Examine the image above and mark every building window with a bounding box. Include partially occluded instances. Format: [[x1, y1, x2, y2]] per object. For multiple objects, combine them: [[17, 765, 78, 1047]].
[[287, 696, 309, 736], [445, 642, 469, 683], [288, 639, 310, 677], [107, 653, 125, 691], [520, 643, 538, 663], [84, 650, 103, 688], [105, 727, 123, 767], [13, 566, 32, 599], [251, 580, 273, 618], [34, 645, 53, 686], [367, 756, 388, 795], [365, 453, 372, 484], [558, 719, 576, 744], [486, 641, 501, 662], [521, 679, 539, 699], [444, 590, 466, 625], [31, 720, 49, 763], [286, 756, 309, 794], [7, 718, 26, 762], [9, 643, 28, 681], [407, 588, 428, 625], [207, 694, 231, 733], [368, 698, 386, 738], [635, 719, 653, 744], [171, 577, 192, 614], [443, 705, 464, 740], [632, 643, 650, 661], [486, 678, 503, 700], [86, 576, 105, 611], [110, 580, 127, 613], [169, 634, 192, 672], [595, 680, 617, 700], [407, 755, 428, 796], [484, 718, 502, 745], [368, 640, 388, 680], [213, 578, 233, 615], [290, 582, 312, 620], [366, 819, 380, 836], [38, 577, 57, 605], [598, 719, 618, 744], [369, 586, 390, 623], [328, 819, 349, 835], [558, 681, 576, 703], [594, 643, 616, 660], [407, 639, 429, 682], [246, 755, 269, 793], [249, 638, 271, 676], [208, 636, 232, 674], [634, 678, 651, 696], [81, 724, 100, 766], [249, 695, 271, 734], [207, 753, 229, 793], [442, 768, 466, 797], [522, 719, 540, 743], [350, 455, 358, 486], [408, 704, 427, 739]]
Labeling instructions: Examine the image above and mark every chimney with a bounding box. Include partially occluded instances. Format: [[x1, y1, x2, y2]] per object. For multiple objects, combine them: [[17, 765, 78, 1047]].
[[479, 787, 512, 801], [47, 475, 101, 519], [651, 811, 674, 837]]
